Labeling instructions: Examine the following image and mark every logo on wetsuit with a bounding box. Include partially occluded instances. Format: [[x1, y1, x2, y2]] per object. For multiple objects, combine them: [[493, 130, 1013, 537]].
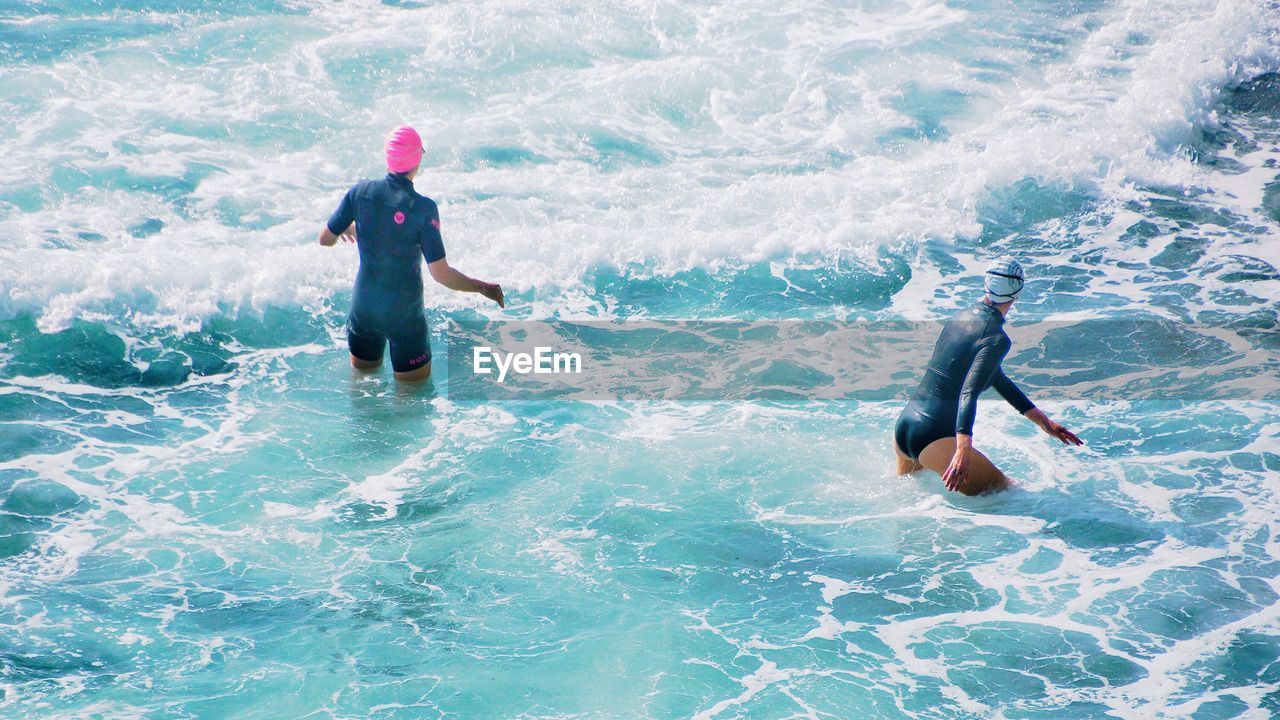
[[393, 211, 406, 225]]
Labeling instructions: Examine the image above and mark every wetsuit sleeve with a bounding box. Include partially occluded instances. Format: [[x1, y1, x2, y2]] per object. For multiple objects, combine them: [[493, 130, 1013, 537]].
[[421, 202, 446, 263], [326, 185, 357, 236], [991, 368, 1035, 415], [955, 335, 1010, 436]]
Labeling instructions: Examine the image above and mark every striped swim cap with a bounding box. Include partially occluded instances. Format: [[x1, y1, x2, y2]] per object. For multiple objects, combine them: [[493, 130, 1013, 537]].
[[984, 257, 1024, 303]]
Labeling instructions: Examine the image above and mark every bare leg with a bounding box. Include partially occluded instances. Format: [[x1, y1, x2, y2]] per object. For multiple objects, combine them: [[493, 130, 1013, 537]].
[[894, 438, 923, 475], [351, 353, 382, 371], [917, 436, 1010, 496], [394, 361, 431, 383]]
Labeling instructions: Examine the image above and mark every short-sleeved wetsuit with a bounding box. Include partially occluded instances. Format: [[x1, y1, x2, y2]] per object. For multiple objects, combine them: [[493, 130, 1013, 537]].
[[326, 173, 446, 372], [894, 302, 1035, 460]]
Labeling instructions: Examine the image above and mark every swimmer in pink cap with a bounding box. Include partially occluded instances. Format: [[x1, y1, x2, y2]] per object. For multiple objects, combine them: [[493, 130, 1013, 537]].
[[318, 125, 505, 383]]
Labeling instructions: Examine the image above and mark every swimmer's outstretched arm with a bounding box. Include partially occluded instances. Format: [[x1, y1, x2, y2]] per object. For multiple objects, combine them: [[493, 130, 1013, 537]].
[[991, 369, 1083, 446], [1023, 407, 1083, 446], [428, 259, 505, 308]]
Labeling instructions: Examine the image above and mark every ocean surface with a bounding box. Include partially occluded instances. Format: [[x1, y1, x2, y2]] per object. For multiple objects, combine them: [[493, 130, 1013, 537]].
[[2, 0, 1279, 717]]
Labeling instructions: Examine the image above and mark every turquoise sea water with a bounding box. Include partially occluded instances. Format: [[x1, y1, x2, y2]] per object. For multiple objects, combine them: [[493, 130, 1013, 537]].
[[2, 0, 1279, 717]]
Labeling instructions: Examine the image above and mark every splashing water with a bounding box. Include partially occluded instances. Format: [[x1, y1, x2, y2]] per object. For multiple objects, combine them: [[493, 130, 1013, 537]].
[[1, 0, 1278, 717]]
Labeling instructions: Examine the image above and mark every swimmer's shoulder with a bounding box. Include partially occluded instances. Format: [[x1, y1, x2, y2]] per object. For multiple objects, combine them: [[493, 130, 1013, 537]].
[[411, 192, 439, 220], [343, 178, 378, 200], [960, 303, 1011, 349]]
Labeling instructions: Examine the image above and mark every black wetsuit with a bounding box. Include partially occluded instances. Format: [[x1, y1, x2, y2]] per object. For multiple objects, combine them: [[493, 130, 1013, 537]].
[[894, 302, 1035, 460], [326, 173, 446, 372]]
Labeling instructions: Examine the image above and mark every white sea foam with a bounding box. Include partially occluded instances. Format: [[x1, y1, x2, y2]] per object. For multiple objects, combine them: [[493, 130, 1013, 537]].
[[1, 5, 1278, 714], [0, 0, 1276, 329]]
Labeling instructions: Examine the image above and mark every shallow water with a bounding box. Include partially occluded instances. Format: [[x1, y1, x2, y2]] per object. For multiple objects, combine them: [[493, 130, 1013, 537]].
[[1, 0, 1279, 717]]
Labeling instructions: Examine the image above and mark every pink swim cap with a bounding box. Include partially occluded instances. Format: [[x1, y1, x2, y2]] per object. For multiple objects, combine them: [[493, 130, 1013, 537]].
[[385, 125, 424, 173]]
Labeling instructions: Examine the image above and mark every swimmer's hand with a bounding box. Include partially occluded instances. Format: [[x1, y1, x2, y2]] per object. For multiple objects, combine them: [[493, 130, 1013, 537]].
[[340, 224, 357, 243], [479, 282, 505, 309], [942, 435, 972, 492], [428, 260, 505, 309], [1026, 408, 1083, 446], [1044, 421, 1082, 446]]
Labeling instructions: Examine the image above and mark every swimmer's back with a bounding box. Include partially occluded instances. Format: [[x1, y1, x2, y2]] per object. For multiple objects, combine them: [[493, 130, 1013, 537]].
[[326, 173, 446, 318], [908, 302, 1032, 435], [915, 304, 1009, 403]]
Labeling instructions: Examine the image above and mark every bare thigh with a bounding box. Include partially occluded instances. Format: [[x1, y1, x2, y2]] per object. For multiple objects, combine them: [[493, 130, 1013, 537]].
[[351, 353, 382, 370], [917, 437, 1009, 496]]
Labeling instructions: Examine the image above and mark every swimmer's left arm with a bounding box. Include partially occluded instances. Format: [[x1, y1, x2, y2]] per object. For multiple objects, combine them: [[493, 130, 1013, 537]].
[[421, 203, 504, 308], [992, 369, 1082, 446], [428, 259, 505, 308], [991, 369, 1034, 414], [1024, 407, 1084, 446]]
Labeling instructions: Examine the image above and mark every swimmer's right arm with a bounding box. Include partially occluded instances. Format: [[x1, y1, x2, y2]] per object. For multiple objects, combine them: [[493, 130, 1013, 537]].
[[427, 259, 505, 308], [321, 186, 358, 246], [317, 222, 356, 247], [955, 337, 1005, 438], [946, 338, 1006, 491], [942, 434, 973, 492]]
